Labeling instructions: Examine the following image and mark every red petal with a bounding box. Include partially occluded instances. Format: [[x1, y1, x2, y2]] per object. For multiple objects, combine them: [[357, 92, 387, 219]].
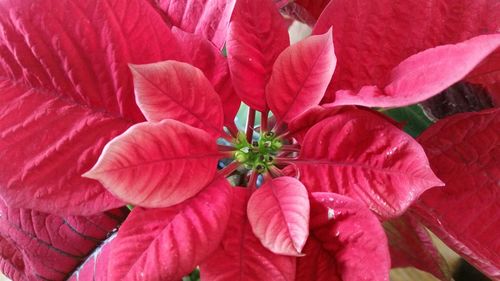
[[200, 187, 296, 281], [297, 108, 443, 219], [0, 0, 183, 214], [130, 60, 224, 137], [267, 30, 336, 123], [154, 0, 236, 49], [83, 120, 219, 208], [331, 35, 500, 107], [0, 200, 127, 281], [227, 0, 290, 111], [247, 177, 310, 256], [296, 192, 390, 281], [171, 28, 241, 126], [414, 109, 500, 279], [384, 214, 451, 280], [109, 177, 232, 281], [314, 0, 500, 101]]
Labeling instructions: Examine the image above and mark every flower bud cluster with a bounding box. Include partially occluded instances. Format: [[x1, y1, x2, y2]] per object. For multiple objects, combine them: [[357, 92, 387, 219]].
[[233, 132, 282, 173]]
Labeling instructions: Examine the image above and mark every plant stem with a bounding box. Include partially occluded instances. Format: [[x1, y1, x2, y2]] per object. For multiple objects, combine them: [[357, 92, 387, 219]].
[[246, 108, 256, 142], [217, 161, 241, 177], [247, 171, 258, 191], [225, 123, 239, 138], [217, 145, 236, 152], [261, 110, 269, 132]]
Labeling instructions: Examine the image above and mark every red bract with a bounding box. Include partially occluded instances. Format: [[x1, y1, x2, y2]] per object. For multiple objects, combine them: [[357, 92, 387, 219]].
[[0, 0, 238, 216], [307, 0, 500, 278], [1, 0, 498, 280], [414, 109, 500, 279], [200, 187, 296, 281], [82, 0, 497, 278], [153, 0, 236, 50], [0, 0, 238, 279], [383, 214, 451, 280], [296, 193, 391, 281], [0, 200, 127, 280], [312, 0, 500, 106]]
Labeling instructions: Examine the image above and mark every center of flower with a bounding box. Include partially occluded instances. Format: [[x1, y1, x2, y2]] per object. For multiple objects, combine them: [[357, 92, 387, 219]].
[[233, 131, 282, 173]]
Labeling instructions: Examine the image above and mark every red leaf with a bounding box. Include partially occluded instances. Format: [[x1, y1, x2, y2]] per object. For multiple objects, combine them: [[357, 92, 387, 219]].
[[247, 177, 309, 256], [153, 0, 236, 49], [0, 0, 184, 214], [331, 35, 500, 107], [296, 192, 390, 281], [109, 177, 232, 281], [288, 105, 400, 143], [266, 30, 336, 123], [0, 81, 127, 215], [130, 60, 224, 137], [171, 27, 241, 127], [384, 214, 451, 280], [313, 0, 500, 102], [0, 200, 127, 281], [296, 108, 443, 219], [414, 109, 500, 279], [227, 0, 290, 111], [288, 106, 345, 143], [67, 233, 115, 281], [0, 236, 27, 281], [83, 119, 220, 208], [200, 187, 296, 281]]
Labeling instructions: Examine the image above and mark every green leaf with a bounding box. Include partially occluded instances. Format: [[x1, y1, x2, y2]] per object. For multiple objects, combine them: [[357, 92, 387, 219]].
[[382, 105, 434, 137], [182, 268, 200, 281]]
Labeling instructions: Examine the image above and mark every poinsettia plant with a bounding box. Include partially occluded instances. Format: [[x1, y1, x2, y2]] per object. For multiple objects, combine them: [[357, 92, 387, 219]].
[[0, 0, 499, 280]]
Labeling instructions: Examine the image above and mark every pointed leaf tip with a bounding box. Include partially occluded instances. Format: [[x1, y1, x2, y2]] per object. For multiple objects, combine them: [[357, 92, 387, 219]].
[[313, 0, 500, 104], [247, 177, 310, 256], [267, 29, 336, 123], [84, 119, 219, 208], [227, 0, 290, 111], [329, 34, 500, 108], [200, 187, 296, 281], [297, 108, 442, 219], [130, 60, 224, 137]]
